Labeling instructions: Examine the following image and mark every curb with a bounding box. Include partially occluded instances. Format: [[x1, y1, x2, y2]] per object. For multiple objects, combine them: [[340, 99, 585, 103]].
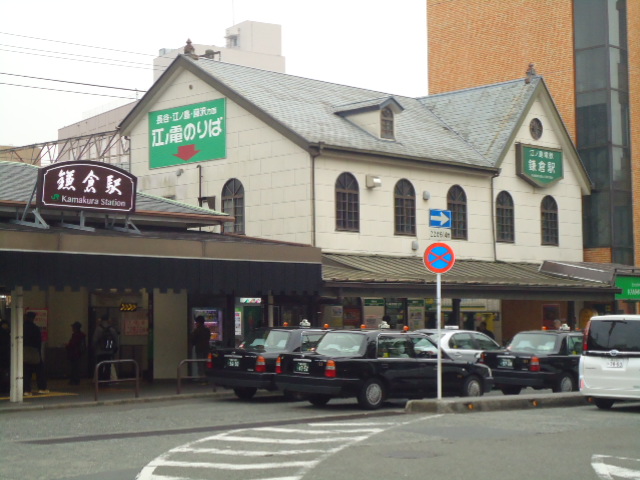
[[405, 392, 589, 414], [0, 391, 231, 414]]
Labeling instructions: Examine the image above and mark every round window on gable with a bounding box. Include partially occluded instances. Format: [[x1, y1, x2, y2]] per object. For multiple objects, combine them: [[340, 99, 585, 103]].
[[529, 118, 543, 140]]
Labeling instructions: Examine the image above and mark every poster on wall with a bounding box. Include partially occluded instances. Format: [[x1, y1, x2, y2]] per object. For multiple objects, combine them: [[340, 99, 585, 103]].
[[407, 299, 425, 330], [26, 308, 48, 341], [123, 310, 149, 336]]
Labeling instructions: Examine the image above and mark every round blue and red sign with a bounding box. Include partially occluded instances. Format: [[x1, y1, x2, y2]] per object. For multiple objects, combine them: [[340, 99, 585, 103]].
[[423, 242, 456, 274]]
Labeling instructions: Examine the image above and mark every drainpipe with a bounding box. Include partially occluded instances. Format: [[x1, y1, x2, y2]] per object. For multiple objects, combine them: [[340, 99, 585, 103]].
[[309, 142, 325, 247], [490, 171, 500, 262]]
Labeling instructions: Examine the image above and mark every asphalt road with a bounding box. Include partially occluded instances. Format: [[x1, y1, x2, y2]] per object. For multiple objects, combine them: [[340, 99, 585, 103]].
[[2, 394, 639, 480]]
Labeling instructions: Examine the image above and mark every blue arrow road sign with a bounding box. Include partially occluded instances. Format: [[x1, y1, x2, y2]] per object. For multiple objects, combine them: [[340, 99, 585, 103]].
[[430, 209, 452, 228]]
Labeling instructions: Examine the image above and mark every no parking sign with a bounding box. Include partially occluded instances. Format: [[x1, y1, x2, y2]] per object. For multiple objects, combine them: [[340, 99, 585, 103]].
[[423, 242, 456, 274]]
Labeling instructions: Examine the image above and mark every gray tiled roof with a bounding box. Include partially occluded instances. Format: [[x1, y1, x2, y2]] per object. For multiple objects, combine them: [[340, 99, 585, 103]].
[[184, 58, 540, 169], [417, 80, 538, 167], [323, 253, 615, 290]]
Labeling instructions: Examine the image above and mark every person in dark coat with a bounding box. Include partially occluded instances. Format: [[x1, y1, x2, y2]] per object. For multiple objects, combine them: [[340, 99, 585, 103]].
[[23, 311, 48, 395], [190, 316, 211, 380], [65, 321, 86, 385]]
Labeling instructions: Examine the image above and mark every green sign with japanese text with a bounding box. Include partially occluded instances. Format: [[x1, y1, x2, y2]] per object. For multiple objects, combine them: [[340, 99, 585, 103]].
[[364, 298, 385, 307], [149, 99, 226, 168], [516, 144, 563, 187], [615, 276, 640, 300]]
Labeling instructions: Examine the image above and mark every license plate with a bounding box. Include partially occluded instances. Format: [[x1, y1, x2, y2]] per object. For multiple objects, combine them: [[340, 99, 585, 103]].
[[226, 357, 240, 368], [294, 361, 310, 374], [498, 358, 513, 368], [606, 360, 623, 369]]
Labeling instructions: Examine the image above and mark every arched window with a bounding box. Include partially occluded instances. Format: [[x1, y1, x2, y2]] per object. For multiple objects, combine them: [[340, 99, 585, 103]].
[[496, 191, 515, 243], [381, 107, 394, 140], [447, 185, 467, 240], [222, 178, 245, 234], [541, 195, 558, 245], [335, 173, 359, 231], [394, 179, 416, 235]]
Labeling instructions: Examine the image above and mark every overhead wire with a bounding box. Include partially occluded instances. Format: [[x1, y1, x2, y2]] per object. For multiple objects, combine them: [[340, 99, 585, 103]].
[[0, 31, 183, 96]]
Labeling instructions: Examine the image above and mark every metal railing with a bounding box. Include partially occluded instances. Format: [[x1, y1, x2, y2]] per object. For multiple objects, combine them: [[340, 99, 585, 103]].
[[176, 359, 213, 394], [93, 359, 139, 401]]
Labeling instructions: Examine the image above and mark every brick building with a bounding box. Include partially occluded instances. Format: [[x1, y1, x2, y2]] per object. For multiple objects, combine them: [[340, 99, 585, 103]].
[[427, 0, 640, 267]]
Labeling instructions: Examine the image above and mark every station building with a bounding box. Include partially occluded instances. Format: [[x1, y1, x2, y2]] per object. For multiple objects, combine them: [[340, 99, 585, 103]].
[[115, 50, 627, 343]]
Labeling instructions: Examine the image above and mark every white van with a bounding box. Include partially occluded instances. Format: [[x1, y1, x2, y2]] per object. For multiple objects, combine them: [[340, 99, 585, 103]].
[[579, 314, 640, 409]]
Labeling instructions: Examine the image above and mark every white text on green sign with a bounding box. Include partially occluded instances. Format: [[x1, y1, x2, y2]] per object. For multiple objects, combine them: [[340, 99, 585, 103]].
[[149, 99, 226, 168], [516, 143, 563, 187]]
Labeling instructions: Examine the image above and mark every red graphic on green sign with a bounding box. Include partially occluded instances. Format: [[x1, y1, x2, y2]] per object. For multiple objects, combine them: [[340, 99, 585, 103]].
[[149, 99, 226, 168]]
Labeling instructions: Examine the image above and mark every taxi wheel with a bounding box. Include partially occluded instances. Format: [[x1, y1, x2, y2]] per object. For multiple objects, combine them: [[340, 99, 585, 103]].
[[358, 378, 386, 410], [233, 387, 257, 400], [308, 394, 331, 407], [461, 375, 483, 397], [552, 373, 576, 393]]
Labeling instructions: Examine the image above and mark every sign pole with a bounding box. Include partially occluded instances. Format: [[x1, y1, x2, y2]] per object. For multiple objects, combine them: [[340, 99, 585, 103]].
[[436, 272, 442, 399], [423, 242, 455, 402]]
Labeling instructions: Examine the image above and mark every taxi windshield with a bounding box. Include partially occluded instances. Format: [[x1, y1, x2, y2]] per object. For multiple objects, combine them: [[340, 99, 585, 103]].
[[508, 333, 557, 354], [241, 329, 291, 352], [316, 332, 367, 357]]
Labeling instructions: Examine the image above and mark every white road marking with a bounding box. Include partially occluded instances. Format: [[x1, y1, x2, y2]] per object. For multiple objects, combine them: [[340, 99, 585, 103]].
[[592, 454, 640, 479], [136, 415, 442, 480]]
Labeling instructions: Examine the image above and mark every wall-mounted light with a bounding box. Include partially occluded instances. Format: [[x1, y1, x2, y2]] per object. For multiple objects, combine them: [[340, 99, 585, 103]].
[[423, 191, 430, 201], [366, 174, 382, 188], [176, 168, 184, 177], [411, 240, 419, 251]]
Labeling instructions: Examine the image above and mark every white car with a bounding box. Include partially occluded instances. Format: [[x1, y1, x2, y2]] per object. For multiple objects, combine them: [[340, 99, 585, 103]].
[[416, 328, 502, 363], [580, 314, 640, 409]]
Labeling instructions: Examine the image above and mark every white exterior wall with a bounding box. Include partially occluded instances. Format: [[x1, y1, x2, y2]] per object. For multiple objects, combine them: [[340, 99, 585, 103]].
[[128, 72, 586, 263], [493, 97, 585, 263], [129, 70, 313, 244], [314, 155, 495, 258], [152, 289, 188, 379]]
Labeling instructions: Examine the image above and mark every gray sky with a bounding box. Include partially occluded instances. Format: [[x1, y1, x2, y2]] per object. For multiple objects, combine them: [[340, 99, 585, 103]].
[[0, 0, 428, 147]]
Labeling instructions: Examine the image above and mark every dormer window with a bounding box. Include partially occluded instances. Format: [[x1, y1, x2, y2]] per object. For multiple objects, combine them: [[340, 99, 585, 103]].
[[381, 107, 394, 139]]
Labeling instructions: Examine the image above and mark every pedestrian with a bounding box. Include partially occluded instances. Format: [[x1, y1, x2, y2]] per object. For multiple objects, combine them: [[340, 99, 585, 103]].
[[190, 316, 211, 381], [23, 311, 48, 396], [477, 321, 495, 340], [65, 321, 86, 385], [93, 314, 118, 381]]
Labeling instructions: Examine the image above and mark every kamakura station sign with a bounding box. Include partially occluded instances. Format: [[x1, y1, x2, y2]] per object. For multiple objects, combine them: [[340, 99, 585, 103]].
[[516, 143, 564, 188], [37, 161, 137, 214]]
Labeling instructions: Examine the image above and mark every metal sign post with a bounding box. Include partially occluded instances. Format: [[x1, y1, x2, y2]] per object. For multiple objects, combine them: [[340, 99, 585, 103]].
[[423, 242, 456, 400]]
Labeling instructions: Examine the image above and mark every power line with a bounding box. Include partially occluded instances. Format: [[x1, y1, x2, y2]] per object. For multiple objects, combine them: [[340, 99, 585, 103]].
[[0, 47, 152, 71], [0, 72, 146, 92], [0, 82, 139, 100], [0, 42, 153, 67], [0, 31, 155, 57]]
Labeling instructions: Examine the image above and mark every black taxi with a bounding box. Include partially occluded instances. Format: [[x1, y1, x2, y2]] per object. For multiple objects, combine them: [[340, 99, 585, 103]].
[[206, 326, 328, 399], [274, 329, 493, 409]]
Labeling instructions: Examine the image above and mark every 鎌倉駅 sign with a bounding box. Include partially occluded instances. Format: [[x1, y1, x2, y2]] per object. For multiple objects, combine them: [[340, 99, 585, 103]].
[[149, 99, 226, 168], [37, 161, 137, 214], [516, 143, 563, 187]]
